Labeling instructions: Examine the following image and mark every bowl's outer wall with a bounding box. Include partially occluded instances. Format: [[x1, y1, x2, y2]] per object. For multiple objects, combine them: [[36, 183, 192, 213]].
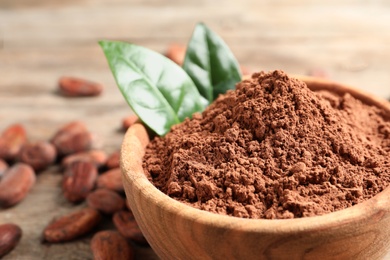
[[121, 78, 390, 260]]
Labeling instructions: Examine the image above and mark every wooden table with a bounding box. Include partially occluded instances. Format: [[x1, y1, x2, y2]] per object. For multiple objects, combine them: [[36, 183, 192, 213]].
[[1, 0, 390, 259]]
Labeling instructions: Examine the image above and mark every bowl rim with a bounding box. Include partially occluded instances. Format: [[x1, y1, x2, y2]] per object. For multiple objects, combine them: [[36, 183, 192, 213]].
[[121, 75, 390, 234]]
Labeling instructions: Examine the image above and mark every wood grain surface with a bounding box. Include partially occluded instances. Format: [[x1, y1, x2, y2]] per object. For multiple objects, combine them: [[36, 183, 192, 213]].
[[1, 0, 390, 259]]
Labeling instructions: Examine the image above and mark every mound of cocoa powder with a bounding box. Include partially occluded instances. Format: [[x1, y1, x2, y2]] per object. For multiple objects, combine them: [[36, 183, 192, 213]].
[[143, 70, 390, 219]]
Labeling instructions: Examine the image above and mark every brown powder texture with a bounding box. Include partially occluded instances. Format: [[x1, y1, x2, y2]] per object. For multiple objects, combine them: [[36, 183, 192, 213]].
[[143, 70, 390, 219]]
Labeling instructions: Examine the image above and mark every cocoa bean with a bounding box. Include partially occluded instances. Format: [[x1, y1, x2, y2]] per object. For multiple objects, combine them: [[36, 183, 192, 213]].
[[105, 151, 120, 169], [0, 159, 8, 179], [0, 124, 27, 162], [18, 141, 57, 171], [125, 200, 132, 211], [61, 150, 107, 169], [97, 168, 124, 193], [165, 43, 186, 65], [112, 210, 148, 245], [87, 188, 125, 215], [0, 223, 22, 258], [240, 66, 252, 76], [43, 208, 101, 243], [62, 161, 97, 203], [58, 77, 103, 97], [91, 230, 134, 260], [122, 115, 138, 131], [0, 163, 36, 208], [307, 68, 329, 78], [51, 121, 93, 156]]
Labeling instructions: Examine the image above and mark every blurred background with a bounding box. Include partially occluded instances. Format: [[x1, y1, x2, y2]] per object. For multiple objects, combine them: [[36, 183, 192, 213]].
[[2, 0, 390, 139], [2, 0, 390, 96], [1, 0, 390, 259]]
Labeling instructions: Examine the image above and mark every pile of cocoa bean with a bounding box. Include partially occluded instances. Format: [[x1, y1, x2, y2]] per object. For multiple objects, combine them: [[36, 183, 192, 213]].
[[0, 76, 142, 259]]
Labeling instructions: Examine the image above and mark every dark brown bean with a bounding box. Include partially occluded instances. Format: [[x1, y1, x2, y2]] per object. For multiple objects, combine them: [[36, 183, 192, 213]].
[[18, 141, 57, 171], [125, 200, 132, 211], [0, 159, 8, 179], [87, 188, 125, 215], [165, 43, 186, 65], [0, 223, 22, 258], [58, 77, 103, 97], [113, 210, 148, 245], [61, 150, 107, 169], [91, 230, 134, 260], [122, 115, 138, 131], [106, 151, 120, 169], [62, 161, 97, 203], [0, 163, 36, 208], [97, 168, 124, 193], [0, 124, 27, 162], [44, 208, 101, 243], [51, 121, 93, 156]]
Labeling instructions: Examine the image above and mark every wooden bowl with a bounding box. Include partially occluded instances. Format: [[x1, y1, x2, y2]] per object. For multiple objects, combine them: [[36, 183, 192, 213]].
[[120, 76, 390, 260]]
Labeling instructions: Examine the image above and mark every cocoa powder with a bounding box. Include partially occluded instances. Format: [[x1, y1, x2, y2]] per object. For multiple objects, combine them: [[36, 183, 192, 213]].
[[143, 70, 390, 219]]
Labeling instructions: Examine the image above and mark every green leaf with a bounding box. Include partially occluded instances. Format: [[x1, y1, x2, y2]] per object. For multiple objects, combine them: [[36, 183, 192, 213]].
[[183, 23, 242, 103], [99, 41, 208, 136]]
